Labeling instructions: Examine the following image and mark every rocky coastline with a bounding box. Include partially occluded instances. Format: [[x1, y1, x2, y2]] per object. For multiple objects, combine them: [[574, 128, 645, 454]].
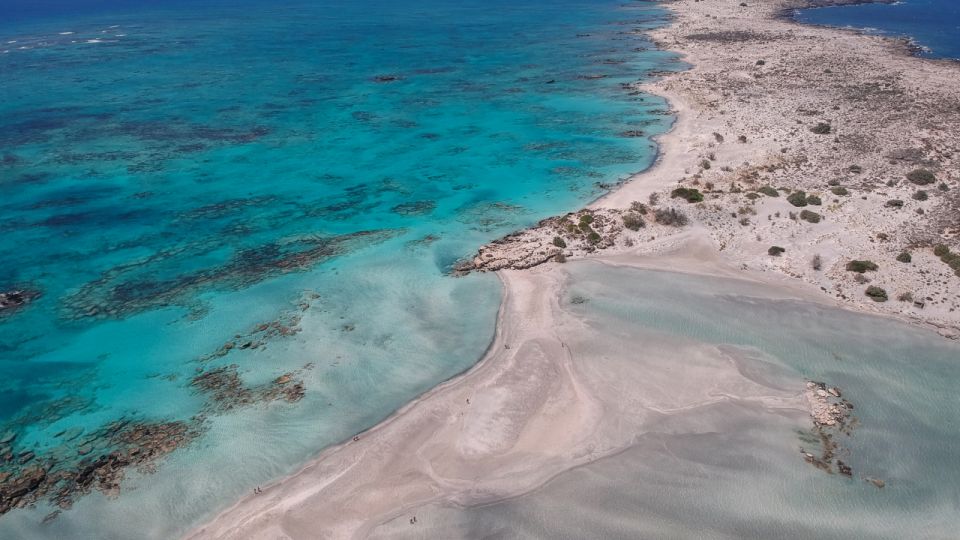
[[462, 0, 960, 339]]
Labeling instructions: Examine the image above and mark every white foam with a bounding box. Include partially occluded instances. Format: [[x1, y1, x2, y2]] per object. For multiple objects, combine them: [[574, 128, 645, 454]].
[[59, 31, 74, 35], [86, 39, 104, 44]]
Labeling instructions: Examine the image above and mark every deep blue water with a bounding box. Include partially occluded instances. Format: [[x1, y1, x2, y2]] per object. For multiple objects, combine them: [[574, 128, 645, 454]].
[[795, 0, 960, 60], [0, 0, 679, 536]]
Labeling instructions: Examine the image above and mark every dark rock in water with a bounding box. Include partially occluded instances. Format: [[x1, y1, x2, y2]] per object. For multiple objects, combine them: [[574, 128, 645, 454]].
[[0, 289, 40, 315], [0, 419, 203, 517], [372, 74, 403, 83], [620, 130, 646, 138], [391, 200, 437, 216], [837, 460, 853, 477], [867, 477, 885, 489]]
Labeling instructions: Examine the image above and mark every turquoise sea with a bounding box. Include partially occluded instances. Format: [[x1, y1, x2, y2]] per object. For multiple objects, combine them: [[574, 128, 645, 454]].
[[0, 0, 679, 537], [795, 0, 960, 60]]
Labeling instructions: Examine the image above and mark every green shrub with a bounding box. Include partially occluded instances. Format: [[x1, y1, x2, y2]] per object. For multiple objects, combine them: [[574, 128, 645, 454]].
[[865, 286, 888, 302], [799, 209, 822, 223], [896, 252, 912, 263], [552, 236, 567, 248], [630, 201, 648, 214], [655, 207, 689, 227], [746, 192, 760, 200], [587, 231, 601, 244], [578, 214, 594, 226], [622, 213, 645, 231], [806, 194, 822, 206], [912, 190, 928, 201], [846, 260, 879, 273], [811, 123, 832, 135], [787, 191, 808, 207], [885, 199, 904, 208], [906, 169, 936, 185], [830, 186, 849, 196], [670, 187, 704, 203], [933, 244, 950, 257], [768, 246, 786, 256], [701, 160, 712, 170], [939, 182, 949, 192], [758, 186, 779, 197]]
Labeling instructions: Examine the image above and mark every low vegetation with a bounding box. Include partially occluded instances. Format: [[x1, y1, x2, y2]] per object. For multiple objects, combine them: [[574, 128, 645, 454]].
[[865, 286, 888, 302], [654, 207, 689, 227], [906, 168, 936, 185], [757, 186, 779, 197], [622, 213, 645, 231], [671, 187, 704, 203], [896, 251, 912, 263], [768, 246, 786, 256], [787, 191, 808, 207], [811, 122, 832, 135], [846, 260, 878, 273], [800, 209, 822, 223]]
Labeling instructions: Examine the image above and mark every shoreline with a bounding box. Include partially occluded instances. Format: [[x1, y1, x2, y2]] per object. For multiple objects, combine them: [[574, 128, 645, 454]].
[[186, 0, 960, 537]]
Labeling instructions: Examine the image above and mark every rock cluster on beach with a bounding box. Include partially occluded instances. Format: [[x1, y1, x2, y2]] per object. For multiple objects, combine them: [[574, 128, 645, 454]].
[[799, 381, 882, 488]]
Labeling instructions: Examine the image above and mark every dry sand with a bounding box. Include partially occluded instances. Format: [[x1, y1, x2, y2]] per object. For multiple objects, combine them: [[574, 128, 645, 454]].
[[187, 240, 813, 540]]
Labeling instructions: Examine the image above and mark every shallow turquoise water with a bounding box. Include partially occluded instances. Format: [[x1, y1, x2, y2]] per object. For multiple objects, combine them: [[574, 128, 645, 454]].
[[795, 0, 960, 60], [374, 262, 960, 539], [0, 0, 679, 536]]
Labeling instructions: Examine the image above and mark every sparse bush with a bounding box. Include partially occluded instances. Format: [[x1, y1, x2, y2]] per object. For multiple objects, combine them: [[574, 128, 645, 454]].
[[906, 168, 936, 185], [654, 207, 689, 227], [848, 165, 863, 174], [896, 251, 912, 263], [827, 179, 841, 186], [800, 209, 822, 223], [648, 192, 661, 206], [812, 254, 822, 270], [738, 135, 747, 143], [865, 286, 888, 302], [811, 122, 832, 135], [701, 159, 712, 170], [758, 186, 779, 197], [806, 194, 822, 206], [768, 246, 786, 256], [938, 182, 949, 192], [630, 201, 648, 214], [552, 236, 567, 248], [622, 213, 645, 231], [885, 199, 904, 208], [713, 132, 725, 143], [787, 191, 808, 207], [897, 291, 913, 302], [555, 252, 567, 263], [671, 187, 704, 203], [933, 244, 950, 257], [912, 190, 928, 201], [746, 192, 761, 200], [846, 260, 879, 273], [830, 186, 849, 196]]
